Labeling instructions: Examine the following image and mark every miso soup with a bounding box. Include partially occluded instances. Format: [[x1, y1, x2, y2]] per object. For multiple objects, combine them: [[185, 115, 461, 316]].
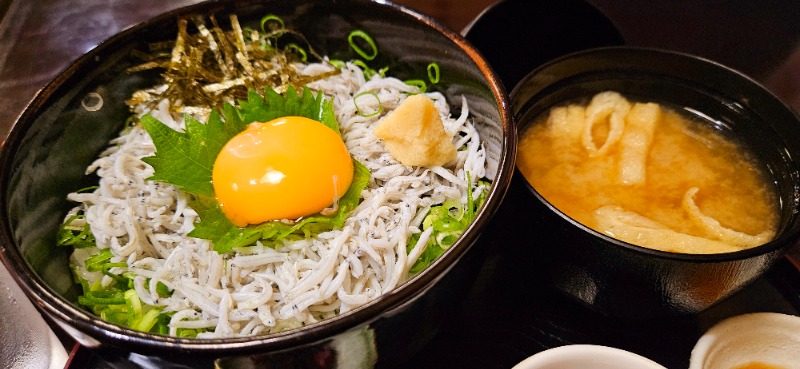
[[517, 91, 778, 254]]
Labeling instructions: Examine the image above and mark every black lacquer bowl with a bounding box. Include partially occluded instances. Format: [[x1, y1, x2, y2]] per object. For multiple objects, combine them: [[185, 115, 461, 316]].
[[462, 0, 624, 90], [502, 47, 800, 319], [0, 0, 514, 367]]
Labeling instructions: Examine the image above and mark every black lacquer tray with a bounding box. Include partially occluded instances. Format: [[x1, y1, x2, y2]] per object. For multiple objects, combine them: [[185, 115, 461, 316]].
[[407, 250, 800, 369], [40, 0, 800, 368], [66, 235, 800, 369], [415, 2, 800, 368]]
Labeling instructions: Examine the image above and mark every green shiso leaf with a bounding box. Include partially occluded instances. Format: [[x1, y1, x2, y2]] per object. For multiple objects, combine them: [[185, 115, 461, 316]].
[[190, 159, 370, 253], [141, 86, 328, 196], [141, 86, 368, 254], [140, 113, 220, 197]]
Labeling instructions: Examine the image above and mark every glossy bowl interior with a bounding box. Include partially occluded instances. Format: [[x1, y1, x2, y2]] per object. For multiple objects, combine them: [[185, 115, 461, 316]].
[[0, 0, 514, 365], [504, 47, 800, 319]]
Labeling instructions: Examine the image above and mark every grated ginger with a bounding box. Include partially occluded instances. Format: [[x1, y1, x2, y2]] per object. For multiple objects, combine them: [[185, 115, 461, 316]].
[[373, 94, 457, 167]]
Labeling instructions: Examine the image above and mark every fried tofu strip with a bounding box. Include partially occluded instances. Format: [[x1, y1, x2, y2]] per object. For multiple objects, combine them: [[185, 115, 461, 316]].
[[548, 105, 586, 142], [682, 187, 774, 248], [593, 205, 741, 254], [618, 102, 660, 185], [581, 91, 631, 157]]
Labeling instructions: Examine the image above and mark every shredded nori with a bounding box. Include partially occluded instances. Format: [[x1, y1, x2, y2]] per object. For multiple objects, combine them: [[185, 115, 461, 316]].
[[126, 14, 339, 112]]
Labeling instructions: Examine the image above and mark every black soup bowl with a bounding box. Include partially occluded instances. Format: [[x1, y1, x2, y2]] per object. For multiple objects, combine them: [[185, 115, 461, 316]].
[[504, 47, 800, 319], [0, 0, 514, 367]]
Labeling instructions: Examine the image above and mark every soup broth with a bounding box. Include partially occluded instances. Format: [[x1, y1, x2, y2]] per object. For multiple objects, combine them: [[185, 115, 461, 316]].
[[732, 362, 788, 369], [517, 91, 778, 254]]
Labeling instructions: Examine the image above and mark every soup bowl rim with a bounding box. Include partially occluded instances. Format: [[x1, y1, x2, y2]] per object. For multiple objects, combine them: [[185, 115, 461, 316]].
[[509, 45, 800, 264]]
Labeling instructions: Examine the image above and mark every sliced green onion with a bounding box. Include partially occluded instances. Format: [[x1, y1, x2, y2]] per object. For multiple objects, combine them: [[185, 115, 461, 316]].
[[153, 313, 171, 335], [86, 260, 122, 273], [259, 38, 272, 51], [99, 262, 127, 271], [102, 264, 129, 284], [329, 59, 345, 69], [79, 293, 125, 306], [85, 249, 113, 268], [427, 62, 440, 84], [444, 199, 465, 220], [125, 289, 142, 317], [432, 217, 462, 232], [403, 79, 427, 93], [437, 232, 459, 248], [354, 91, 382, 117], [466, 172, 475, 222], [134, 309, 161, 332], [87, 279, 105, 292], [347, 29, 378, 60], [260, 14, 285, 36], [87, 290, 124, 299], [101, 308, 130, 325], [476, 179, 490, 211], [406, 173, 490, 275], [76, 185, 99, 193], [57, 214, 96, 249], [156, 281, 172, 297], [177, 329, 200, 338], [70, 247, 175, 334], [378, 66, 389, 78], [351, 59, 377, 79], [284, 43, 307, 62], [120, 116, 137, 135]]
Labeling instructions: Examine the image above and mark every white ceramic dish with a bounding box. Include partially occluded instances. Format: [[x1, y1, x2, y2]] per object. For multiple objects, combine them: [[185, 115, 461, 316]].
[[0, 262, 68, 369], [511, 344, 666, 369], [690, 312, 800, 369]]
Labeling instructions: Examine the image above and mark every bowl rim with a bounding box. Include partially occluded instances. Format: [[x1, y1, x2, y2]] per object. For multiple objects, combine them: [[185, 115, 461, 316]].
[[0, 0, 515, 353], [511, 344, 667, 369], [688, 312, 800, 369], [509, 45, 800, 263]]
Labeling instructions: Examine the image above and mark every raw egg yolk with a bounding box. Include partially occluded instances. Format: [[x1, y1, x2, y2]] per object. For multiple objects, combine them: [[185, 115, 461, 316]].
[[212, 116, 354, 227]]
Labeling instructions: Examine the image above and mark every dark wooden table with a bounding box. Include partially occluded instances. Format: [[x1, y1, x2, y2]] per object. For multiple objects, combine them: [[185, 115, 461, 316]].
[[1, 1, 799, 368], [3, 0, 800, 139]]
